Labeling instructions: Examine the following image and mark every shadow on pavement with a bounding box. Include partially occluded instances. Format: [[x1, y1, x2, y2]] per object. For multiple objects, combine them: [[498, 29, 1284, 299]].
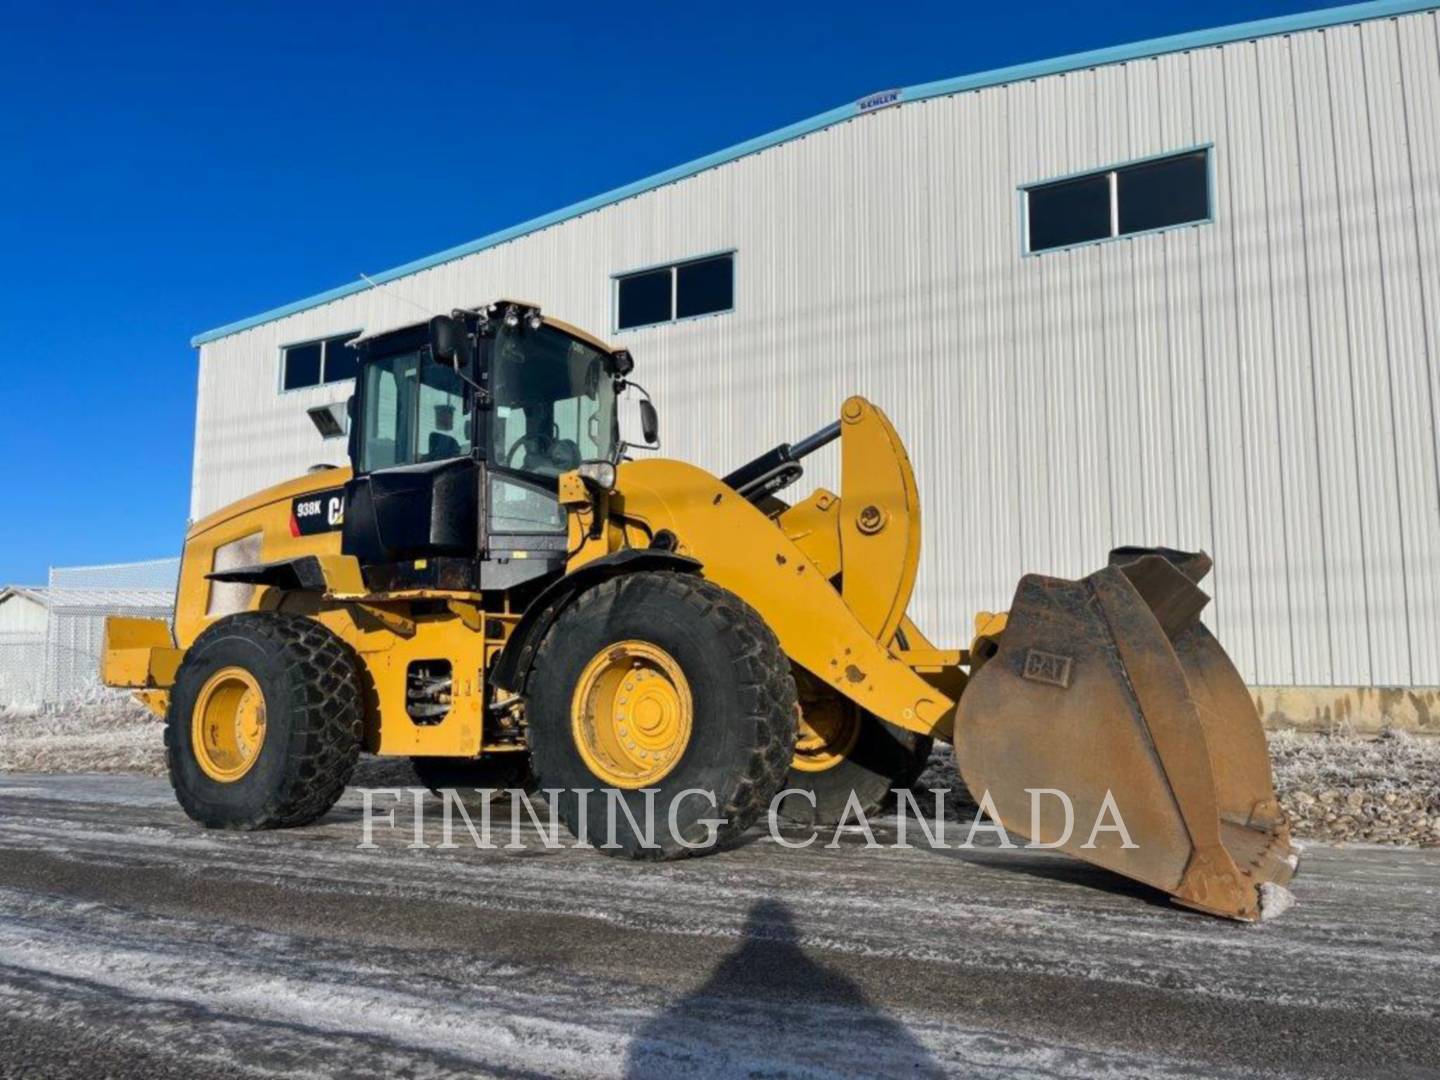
[[624, 898, 942, 1078], [949, 844, 1179, 911]]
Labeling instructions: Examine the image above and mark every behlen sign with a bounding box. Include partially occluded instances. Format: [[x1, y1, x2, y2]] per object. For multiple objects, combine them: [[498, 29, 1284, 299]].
[[856, 88, 902, 113]]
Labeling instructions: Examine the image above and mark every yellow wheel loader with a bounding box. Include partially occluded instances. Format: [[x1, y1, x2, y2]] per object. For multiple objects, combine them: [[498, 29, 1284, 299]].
[[103, 302, 1299, 919]]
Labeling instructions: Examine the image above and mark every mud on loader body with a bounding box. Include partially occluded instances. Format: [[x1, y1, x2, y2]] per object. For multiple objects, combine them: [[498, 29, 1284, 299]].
[[104, 303, 1298, 920]]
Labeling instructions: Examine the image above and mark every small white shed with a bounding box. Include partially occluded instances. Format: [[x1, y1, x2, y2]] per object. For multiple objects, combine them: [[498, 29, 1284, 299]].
[[0, 587, 49, 636], [0, 587, 50, 706]]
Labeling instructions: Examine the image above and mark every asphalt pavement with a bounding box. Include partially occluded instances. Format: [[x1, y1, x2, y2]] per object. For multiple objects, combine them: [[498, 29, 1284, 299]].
[[0, 772, 1436, 1079]]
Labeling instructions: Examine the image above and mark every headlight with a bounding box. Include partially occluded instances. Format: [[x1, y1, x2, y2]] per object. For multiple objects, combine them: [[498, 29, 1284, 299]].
[[577, 460, 617, 492]]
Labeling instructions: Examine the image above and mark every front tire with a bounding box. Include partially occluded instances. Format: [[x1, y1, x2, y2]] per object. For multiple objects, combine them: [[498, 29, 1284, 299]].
[[777, 670, 933, 827], [527, 572, 797, 859], [166, 612, 364, 830]]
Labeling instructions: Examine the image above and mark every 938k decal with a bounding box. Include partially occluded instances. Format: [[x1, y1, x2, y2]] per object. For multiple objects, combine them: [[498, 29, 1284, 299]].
[[289, 488, 345, 537]]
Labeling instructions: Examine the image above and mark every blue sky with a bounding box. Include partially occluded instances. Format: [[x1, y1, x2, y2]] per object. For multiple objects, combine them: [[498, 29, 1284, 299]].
[[0, 0, 1351, 583]]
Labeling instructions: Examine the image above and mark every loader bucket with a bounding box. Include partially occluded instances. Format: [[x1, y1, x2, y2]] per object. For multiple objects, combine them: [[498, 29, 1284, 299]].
[[953, 548, 1299, 921]]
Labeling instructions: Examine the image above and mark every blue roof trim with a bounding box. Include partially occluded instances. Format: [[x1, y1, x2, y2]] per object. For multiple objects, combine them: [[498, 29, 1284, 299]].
[[193, 0, 1436, 347]]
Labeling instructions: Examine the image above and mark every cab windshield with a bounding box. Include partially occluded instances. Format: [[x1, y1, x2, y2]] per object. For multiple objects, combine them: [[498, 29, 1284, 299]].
[[488, 323, 616, 478]]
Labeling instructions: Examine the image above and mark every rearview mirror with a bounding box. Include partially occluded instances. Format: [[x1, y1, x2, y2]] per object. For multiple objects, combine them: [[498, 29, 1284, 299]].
[[429, 314, 469, 367], [640, 399, 659, 447]]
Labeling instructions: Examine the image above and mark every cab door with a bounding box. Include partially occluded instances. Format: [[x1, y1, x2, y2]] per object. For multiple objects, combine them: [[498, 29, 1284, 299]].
[[341, 337, 483, 589], [479, 411, 570, 592]]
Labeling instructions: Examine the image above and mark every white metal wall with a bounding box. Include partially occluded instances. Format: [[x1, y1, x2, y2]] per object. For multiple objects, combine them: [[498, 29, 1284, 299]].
[[193, 9, 1440, 688], [0, 595, 47, 706], [0, 595, 47, 636]]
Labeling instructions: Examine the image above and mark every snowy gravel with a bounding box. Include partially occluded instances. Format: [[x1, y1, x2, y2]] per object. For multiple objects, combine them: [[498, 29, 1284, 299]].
[[0, 695, 164, 776], [5, 698, 1437, 846], [1269, 728, 1440, 847]]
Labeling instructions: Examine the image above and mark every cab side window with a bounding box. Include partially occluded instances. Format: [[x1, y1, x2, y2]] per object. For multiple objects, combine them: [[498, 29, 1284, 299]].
[[358, 351, 471, 472], [416, 362, 466, 462]]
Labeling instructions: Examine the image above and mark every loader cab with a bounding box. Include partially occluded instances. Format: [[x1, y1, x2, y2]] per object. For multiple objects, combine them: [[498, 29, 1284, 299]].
[[340, 303, 625, 593]]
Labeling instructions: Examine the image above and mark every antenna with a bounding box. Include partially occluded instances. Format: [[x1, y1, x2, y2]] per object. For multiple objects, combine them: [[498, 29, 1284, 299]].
[[358, 272, 437, 317]]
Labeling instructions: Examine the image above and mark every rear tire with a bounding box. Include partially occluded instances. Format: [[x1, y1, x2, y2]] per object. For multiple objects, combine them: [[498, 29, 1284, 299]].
[[166, 612, 363, 830], [527, 572, 797, 859]]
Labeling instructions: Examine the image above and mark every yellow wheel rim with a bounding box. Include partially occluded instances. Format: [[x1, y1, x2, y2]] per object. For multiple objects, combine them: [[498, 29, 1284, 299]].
[[191, 666, 267, 783], [571, 641, 693, 789], [792, 697, 862, 773]]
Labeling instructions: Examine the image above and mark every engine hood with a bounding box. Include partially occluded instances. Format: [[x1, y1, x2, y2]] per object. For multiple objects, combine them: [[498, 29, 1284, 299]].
[[189, 468, 355, 541]]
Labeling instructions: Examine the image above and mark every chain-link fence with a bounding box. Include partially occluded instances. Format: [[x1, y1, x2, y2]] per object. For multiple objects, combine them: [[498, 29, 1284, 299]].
[[45, 558, 179, 702], [0, 558, 179, 708]]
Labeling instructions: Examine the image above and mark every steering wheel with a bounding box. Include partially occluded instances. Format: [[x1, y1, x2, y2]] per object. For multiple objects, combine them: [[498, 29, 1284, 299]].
[[505, 433, 553, 469]]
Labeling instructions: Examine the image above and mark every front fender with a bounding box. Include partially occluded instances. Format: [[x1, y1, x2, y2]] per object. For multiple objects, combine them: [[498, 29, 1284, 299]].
[[490, 549, 702, 694]]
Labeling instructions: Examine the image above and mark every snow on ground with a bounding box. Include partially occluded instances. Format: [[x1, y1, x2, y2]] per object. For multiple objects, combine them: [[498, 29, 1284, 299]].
[[0, 694, 164, 776], [4, 697, 1436, 845]]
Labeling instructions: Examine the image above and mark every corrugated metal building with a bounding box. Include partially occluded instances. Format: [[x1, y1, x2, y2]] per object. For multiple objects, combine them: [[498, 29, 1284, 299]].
[[189, 0, 1440, 701]]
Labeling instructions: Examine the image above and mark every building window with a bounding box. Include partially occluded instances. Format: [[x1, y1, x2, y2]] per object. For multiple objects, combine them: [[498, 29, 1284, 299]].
[[1023, 148, 1211, 254], [282, 342, 322, 390], [617, 269, 673, 330], [282, 333, 360, 391], [616, 253, 734, 330]]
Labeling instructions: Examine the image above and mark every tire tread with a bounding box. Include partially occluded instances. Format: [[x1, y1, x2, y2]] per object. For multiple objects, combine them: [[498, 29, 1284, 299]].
[[530, 571, 797, 858], [166, 612, 363, 830]]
